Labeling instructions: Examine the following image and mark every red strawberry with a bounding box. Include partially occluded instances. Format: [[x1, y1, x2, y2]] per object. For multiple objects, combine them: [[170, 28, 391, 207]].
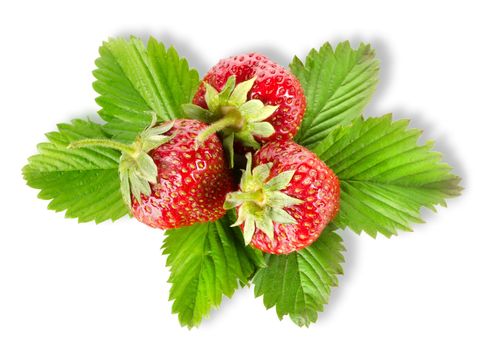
[[183, 53, 306, 163], [224, 141, 340, 254], [70, 118, 233, 229], [132, 119, 233, 228]]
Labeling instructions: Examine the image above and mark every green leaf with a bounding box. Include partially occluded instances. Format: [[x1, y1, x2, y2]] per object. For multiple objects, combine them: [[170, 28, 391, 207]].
[[291, 41, 379, 148], [94, 36, 200, 142], [253, 226, 345, 327], [162, 213, 264, 328], [22, 119, 129, 223], [313, 115, 462, 238]]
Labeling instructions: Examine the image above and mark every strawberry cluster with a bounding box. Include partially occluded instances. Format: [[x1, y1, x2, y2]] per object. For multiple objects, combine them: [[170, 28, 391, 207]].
[[72, 53, 340, 255], [23, 37, 463, 328]]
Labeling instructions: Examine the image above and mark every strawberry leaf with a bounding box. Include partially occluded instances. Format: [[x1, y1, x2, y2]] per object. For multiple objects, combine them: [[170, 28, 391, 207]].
[[162, 212, 265, 328], [23, 119, 128, 223], [253, 226, 345, 327], [94, 36, 200, 142], [313, 115, 462, 238], [291, 41, 379, 149]]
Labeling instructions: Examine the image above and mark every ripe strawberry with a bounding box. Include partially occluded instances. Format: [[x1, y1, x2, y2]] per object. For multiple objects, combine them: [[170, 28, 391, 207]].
[[183, 53, 306, 163], [225, 141, 340, 254], [70, 118, 233, 229], [132, 119, 233, 228]]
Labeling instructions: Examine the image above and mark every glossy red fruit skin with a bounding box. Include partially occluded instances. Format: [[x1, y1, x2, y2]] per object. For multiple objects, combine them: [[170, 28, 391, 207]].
[[246, 141, 340, 254], [193, 53, 306, 143], [131, 119, 233, 229]]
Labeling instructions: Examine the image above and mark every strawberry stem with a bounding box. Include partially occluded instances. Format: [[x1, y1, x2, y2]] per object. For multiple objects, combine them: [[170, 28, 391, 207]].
[[195, 109, 244, 147], [226, 189, 266, 207], [67, 120, 174, 209], [68, 139, 135, 155], [224, 153, 303, 244]]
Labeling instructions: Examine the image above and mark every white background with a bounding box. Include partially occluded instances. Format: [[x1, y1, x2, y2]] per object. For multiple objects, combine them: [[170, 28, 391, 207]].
[[1, 0, 479, 349]]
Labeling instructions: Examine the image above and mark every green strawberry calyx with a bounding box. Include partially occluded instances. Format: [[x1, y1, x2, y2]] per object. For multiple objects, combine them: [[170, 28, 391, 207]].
[[224, 153, 303, 245], [68, 115, 174, 208], [183, 76, 278, 166]]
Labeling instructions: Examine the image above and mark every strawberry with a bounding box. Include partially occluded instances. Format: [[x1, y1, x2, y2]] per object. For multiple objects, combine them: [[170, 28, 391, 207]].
[[131, 119, 233, 228], [183, 53, 306, 164], [224, 141, 340, 254], [69, 118, 233, 229]]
